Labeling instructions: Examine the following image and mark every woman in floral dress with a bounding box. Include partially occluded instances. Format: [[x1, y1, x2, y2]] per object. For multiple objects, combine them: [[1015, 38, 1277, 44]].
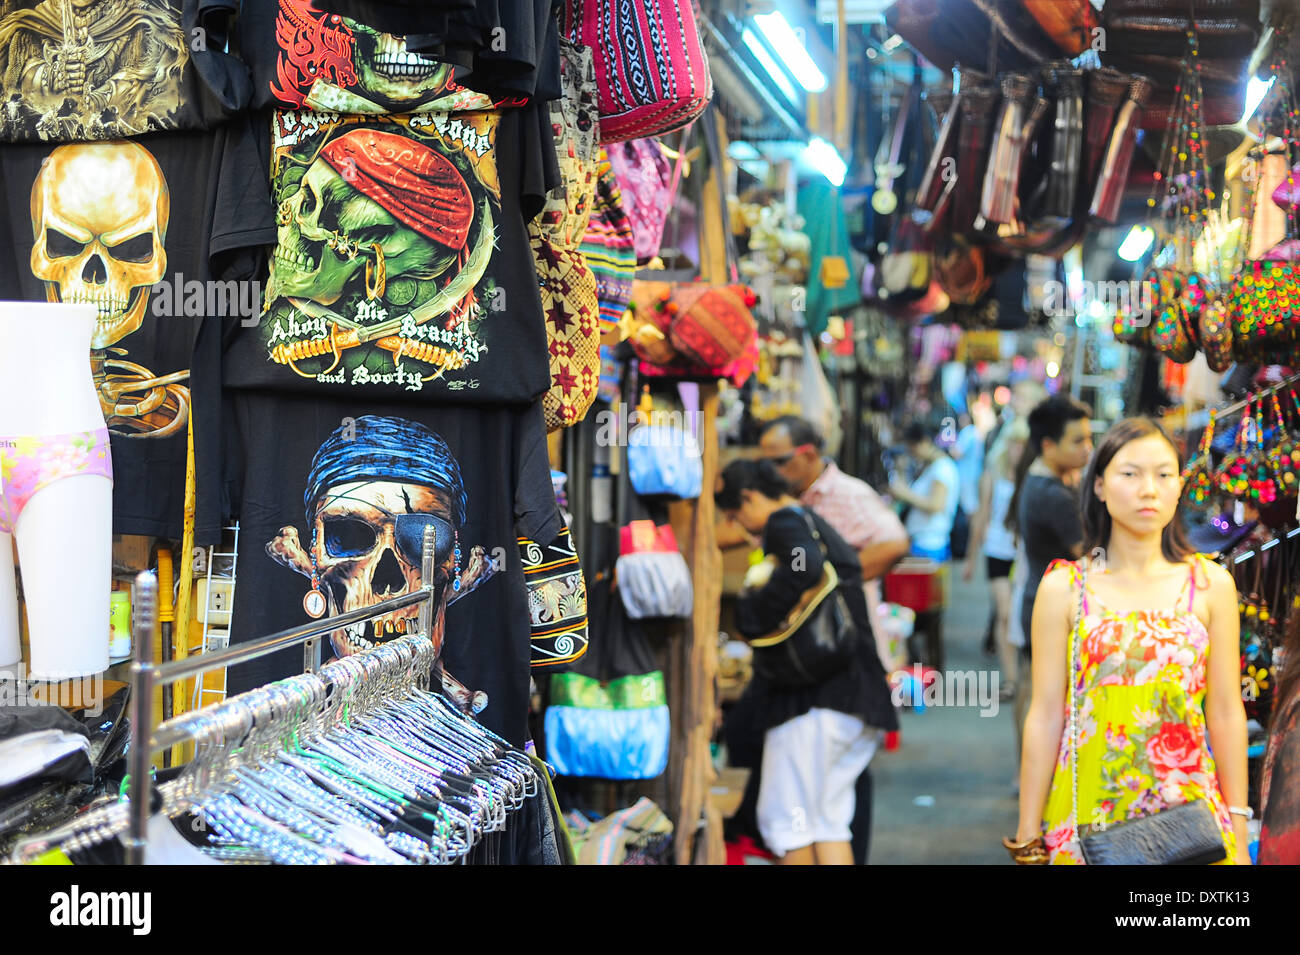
[[1005, 417, 1251, 864]]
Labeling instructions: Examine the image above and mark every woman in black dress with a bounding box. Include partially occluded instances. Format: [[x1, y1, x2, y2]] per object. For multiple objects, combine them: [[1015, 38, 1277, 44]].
[[717, 459, 898, 865]]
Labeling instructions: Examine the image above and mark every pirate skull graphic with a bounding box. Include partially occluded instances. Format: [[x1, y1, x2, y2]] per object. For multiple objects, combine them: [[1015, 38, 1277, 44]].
[[267, 416, 498, 713], [268, 127, 491, 313]]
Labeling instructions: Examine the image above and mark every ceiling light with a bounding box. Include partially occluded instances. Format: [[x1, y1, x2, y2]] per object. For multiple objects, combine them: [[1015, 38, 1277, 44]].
[[882, 33, 903, 52], [1118, 224, 1155, 262], [753, 11, 828, 92], [1243, 76, 1276, 122], [805, 137, 846, 186], [742, 28, 799, 104]]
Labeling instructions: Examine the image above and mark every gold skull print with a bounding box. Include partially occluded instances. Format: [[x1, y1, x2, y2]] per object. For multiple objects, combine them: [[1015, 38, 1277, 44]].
[[265, 415, 500, 714], [261, 111, 500, 394], [0, 0, 188, 141], [29, 140, 188, 438]]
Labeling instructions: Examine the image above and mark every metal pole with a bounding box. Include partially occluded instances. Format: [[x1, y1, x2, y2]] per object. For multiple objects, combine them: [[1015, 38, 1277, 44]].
[[417, 524, 436, 641], [125, 570, 157, 866]]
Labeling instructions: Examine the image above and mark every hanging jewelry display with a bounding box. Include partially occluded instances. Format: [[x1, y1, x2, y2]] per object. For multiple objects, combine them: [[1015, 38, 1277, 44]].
[[1182, 406, 1218, 507]]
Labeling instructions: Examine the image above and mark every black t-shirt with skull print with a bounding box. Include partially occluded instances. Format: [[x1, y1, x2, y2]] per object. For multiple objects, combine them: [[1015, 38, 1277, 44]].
[[224, 390, 562, 748], [220, 102, 555, 405], [0, 113, 275, 543], [0, 0, 251, 143], [232, 0, 558, 114]]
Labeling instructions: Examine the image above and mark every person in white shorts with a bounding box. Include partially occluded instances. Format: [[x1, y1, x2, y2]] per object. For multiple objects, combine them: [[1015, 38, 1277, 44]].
[[717, 459, 898, 865]]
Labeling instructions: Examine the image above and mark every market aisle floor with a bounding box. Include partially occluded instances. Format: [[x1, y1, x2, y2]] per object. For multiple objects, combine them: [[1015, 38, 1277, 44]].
[[870, 561, 1020, 864]]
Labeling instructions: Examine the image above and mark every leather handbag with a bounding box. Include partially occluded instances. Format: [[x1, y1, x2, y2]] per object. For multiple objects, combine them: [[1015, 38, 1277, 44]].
[[561, 0, 711, 143], [1069, 560, 1228, 865], [748, 510, 859, 689], [1101, 0, 1260, 60]]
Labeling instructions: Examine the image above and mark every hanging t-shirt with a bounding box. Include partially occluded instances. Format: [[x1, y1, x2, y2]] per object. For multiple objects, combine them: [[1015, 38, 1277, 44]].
[[0, 115, 274, 542], [221, 105, 554, 404], [232, 0, 555, 113], [224, 392, 563, 748], [0, 0, 250, 143]]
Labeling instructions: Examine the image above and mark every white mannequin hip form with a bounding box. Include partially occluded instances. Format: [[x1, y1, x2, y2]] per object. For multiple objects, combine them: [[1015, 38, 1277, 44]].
[[0, 302, 112, 680]]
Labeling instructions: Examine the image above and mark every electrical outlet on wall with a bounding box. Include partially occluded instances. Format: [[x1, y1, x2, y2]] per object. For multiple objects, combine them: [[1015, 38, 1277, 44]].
[[195, 578, 234, 627]]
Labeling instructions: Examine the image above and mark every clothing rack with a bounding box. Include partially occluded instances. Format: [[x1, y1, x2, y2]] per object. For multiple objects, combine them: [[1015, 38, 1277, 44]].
[[120, 524, 445, 864]]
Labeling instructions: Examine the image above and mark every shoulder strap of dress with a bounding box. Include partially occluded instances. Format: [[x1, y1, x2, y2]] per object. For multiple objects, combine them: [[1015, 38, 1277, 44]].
[[1046, 558, 1088, 617]]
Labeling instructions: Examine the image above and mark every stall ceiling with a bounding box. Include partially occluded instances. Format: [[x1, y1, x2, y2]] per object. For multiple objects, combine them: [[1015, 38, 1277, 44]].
[[814, 0, 892, 24]]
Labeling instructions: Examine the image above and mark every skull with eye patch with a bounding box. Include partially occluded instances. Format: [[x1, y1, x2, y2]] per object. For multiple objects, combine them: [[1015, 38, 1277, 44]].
[[30, 140, 169, 349], [266, 415, 499, 713]]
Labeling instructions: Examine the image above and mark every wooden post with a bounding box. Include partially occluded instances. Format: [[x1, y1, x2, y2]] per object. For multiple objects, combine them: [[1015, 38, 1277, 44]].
[[668, 384, 724, 865]]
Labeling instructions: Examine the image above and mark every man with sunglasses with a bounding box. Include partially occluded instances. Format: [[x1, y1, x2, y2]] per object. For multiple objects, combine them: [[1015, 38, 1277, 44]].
[[759, 417, 910, 585], [754, 415, 909, 864]]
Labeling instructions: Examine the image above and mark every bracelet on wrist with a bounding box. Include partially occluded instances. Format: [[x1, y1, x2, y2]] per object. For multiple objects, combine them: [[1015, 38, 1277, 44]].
[[1227, 805, 1253, 821]]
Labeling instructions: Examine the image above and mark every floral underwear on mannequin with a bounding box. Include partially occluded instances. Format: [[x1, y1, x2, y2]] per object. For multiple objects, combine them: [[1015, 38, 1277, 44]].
[[0, 429, 113, 534]]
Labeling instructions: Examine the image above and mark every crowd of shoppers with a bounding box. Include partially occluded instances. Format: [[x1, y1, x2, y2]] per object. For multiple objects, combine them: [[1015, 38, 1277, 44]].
[[718, 387, 1299, 865]]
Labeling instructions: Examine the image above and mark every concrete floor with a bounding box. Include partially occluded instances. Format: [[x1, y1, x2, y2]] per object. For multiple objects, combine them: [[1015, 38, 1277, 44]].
[[869, 562, 1021, 864]]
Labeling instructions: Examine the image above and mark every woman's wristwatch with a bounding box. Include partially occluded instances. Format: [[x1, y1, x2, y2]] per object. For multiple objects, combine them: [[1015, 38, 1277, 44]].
[[1227, 805, 1254, 821]]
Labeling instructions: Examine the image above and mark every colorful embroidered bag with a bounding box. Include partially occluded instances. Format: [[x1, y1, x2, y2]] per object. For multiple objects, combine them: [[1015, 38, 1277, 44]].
[[579, 149, 638, 336], [561, 0, 712, 143], [530, 40, 602, 432]]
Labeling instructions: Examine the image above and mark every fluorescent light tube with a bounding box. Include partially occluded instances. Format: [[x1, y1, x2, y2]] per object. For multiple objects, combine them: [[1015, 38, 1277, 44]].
[[753, 11, 828, 93], [742, 28, 799, 105], [805, 137, 846, 186], [1117, 224, 1155, 262]]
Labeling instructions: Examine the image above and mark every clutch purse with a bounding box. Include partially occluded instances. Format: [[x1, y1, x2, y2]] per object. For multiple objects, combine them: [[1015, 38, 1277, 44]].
[[1078, 800, 1227, 866]]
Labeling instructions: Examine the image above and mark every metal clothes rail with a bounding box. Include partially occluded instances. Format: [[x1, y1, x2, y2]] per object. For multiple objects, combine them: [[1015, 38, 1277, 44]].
[[1182, 372, 1300, 432], [123, 525, 442, 864]]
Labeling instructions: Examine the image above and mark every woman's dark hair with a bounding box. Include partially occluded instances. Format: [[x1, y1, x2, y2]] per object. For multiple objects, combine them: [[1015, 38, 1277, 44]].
[[1079, 416, 1193, 562], [902, 421, 931, 446], [1007, 395, 1091, 535], [715, 458, 792, 510], [1277, 605, 1300, 731]]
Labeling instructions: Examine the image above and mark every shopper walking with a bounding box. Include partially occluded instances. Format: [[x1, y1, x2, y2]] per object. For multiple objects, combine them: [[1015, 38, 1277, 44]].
[[1006, 417, 1251, 865], [716, 459, 898, 865], [889, 422, 962, 561], [963, 417, 1029, 703], [757, 416, 908, 864], [1008, 395, 1094, 656]]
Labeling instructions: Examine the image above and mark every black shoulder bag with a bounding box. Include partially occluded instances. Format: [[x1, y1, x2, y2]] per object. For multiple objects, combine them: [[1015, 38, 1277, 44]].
[[749, 511, 859, 689]]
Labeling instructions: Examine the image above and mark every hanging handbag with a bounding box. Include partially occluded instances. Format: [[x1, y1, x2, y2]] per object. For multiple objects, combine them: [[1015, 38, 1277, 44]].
[[609, 137, 685, 264], [1069, 559, 1228, 865], [614, 521, 693, 618], [748, 510, 859, 689], [523, 520, 590, 670], [581, 148, 639, 337], [532, 39, 602, 432], [561, 0, 711, 143], [545, 574, 670, 780], [626, 421, 703, 499], [1100, 0, 1260, 60]]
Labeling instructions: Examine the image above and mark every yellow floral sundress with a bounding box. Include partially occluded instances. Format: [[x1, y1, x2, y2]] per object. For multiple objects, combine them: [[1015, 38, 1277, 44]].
[[1040, 557, 1237, 865]]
